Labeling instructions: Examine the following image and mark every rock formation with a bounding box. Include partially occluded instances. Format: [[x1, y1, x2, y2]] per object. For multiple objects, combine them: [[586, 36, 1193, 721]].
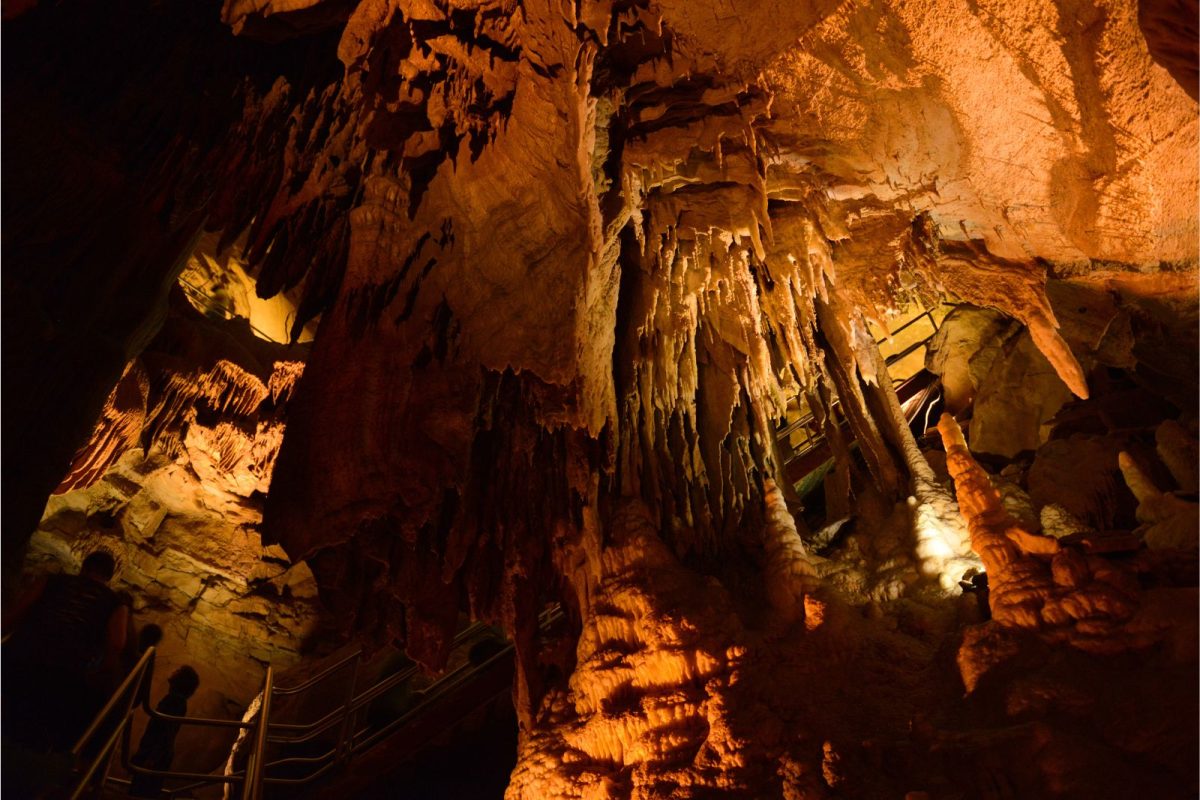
[[4, 0, 1197, 796]]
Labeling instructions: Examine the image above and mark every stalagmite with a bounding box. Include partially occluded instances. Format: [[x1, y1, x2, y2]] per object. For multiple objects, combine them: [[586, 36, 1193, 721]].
[[841, 290, 979, 590], [507, 501, 756, 799], [936, 412, 1189, 657], [1155, 419, 1200, 493], [762, 479, 822, 624], [1119, 451, 1200, 550]]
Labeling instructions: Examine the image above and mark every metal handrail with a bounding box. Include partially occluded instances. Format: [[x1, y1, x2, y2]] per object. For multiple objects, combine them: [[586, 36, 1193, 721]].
[[884, 338, 933, 370], [343, 608, 561, 762], [338, 663, 420, 711], [139, 645, 375, 732], [125, 763, 245, 784], [265, 706, 348, 742], [107, 652, 405, 792], [265, 621, 492, 739], [104, 625, 507, 800], [66, 646, 157, 800], [272, 649, 363, 696], [141, 703, 255, 729], [117, 682, 257, 795], [262, 611, 562, 787], [113, 630, 496, 791], [70, 716, 131, 800], [874, 307, 939, 344], [266, 625, 499, 745], [344, 644, 512, 759], [260, 647, 511, 787], [177, 276, 285, 344], [72, 646, 156, 758], [94, 613, 558, 796], [243, 666, 275, 800]]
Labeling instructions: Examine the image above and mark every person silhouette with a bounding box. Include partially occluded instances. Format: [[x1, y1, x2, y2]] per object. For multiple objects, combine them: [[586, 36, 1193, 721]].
[[129, 665, 200, 798], [3, 550, 129, 751], [127, 623, 164, 705]]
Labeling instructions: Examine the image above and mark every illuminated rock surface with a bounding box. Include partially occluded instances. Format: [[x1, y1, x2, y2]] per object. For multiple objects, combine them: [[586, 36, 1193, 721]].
[[4, 0, 1197, 795], [22, 280, 324, 772]]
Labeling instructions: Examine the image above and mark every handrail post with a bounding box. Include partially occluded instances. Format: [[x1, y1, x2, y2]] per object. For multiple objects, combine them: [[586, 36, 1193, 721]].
[[67, 646, 156, 799], [243, 666, 274, 800], [72, 646, 156, 759], [334, 653, 362, 769]]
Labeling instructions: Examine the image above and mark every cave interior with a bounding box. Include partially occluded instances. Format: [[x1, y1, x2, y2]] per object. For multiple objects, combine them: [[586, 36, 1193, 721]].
[[2, 0, 1198, 797]]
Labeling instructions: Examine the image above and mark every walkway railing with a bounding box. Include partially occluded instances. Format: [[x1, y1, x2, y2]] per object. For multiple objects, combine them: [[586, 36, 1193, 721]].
[[68, 647, 157, 800], [776, 307, 942, 473], [67, 645, 265, 799], [67, 610, 561, 798]]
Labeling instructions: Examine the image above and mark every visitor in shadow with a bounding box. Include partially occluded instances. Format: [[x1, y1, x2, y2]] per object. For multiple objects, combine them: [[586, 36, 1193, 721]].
[[79, 621, 166, 767], [126, 623, 164, 706], [2, 550, 130, 752], [129, 665, 200, 798]]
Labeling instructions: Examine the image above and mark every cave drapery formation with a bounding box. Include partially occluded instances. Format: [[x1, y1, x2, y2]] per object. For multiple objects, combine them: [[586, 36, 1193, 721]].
[[4, 0, 1198, 796]]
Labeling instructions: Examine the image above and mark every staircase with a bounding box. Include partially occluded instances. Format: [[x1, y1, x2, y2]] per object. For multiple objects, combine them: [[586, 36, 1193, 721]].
[[775, 306, 945, 496], [65, 608, 562, 799]]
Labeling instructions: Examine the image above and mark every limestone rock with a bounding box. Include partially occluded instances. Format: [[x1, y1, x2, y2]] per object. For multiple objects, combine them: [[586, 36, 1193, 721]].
[[924, 306, 1013, 413], [1156, 419, 1200, 493], [925, 306, 1077, 458], [969, 331, 1076, 458], [1028, 436, 1133, 531], [23, 275, 324, 713], [1119, 451, 1200, 551], [1040, 504, 1095, 540]]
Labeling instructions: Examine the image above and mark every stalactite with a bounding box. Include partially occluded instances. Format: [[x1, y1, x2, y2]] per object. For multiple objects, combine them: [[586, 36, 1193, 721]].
[[902, 223, 1091, 399], [840, 297, 980, 589], [55, 363, 150, 494], [813, 288, 904, 497], [55, 291, 307, 501]]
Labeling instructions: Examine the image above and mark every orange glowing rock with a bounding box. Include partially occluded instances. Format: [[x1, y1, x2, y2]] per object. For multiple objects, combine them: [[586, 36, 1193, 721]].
[[938, 410, 1198, 709]]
